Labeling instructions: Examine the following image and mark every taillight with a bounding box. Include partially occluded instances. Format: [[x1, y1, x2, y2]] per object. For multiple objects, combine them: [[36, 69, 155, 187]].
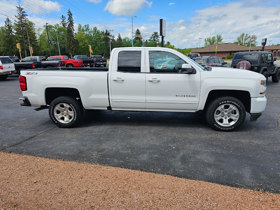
[[0, 65, 3, 70], [19, 76, 27, 91], [31, 63, 35, 68], [57, 62, 60, 66]]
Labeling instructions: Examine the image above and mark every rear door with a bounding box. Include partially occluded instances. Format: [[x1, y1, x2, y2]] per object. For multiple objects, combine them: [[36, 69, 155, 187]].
[[109, 50, 146, 110]]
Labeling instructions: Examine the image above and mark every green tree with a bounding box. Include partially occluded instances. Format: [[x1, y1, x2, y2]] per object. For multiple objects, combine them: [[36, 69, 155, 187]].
[[114, 33, 123, 48], [134, 28, 142, 46], [4, 18, 16, 55], [66, 9, 77, 57], [234, 33, 257, 47], [101, 29, 113, 58], [14, 5, 29, 57], [0, 27, 5, 55], [61, 15, 67, 28], [146, 32, 160, 47], [76, 30, 89, 55], [122, 37, 132, 47], [204, 34, 223, 47]]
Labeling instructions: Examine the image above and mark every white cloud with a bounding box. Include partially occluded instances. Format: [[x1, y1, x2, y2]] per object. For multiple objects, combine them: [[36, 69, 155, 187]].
[[167, 0, 280, 48], [87, 0, 102, 3], [22, 0, 62, 14], [169, 2, 175, 6], [105, 0, 152, 16], [0, 0, 17, 21]]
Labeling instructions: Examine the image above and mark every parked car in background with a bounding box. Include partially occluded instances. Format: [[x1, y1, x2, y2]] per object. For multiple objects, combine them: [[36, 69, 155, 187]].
[[47, 55, 83, 67], [231, 51, 280, 82], [9, 56, 19, 62], [22, 56, 65, 68], [188, 53, 201, 59], [0, 56, 16, 80], [73, 55, 93, 67], [91, 55, 107, 67], [194, 56, 228, 67]]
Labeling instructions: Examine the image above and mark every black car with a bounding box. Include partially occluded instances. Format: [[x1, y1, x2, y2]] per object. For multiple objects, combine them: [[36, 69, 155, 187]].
[[194, 56, 228, 67], [9, 56, 19, 62], [231, 51, 280, 82], [188, 53, 201, 59]]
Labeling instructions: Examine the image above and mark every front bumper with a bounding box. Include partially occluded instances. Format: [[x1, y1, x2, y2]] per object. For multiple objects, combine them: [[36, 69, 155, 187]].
[[251, 96, 267, 114]]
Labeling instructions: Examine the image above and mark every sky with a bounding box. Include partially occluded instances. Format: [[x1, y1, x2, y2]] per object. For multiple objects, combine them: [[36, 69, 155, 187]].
[[0, 0, 280, 48]]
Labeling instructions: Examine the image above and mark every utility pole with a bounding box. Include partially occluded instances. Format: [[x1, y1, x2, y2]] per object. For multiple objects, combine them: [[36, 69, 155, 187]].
[[46, 23, 51, 56], [56, 32, 61, 55], [131, 16, 136, 47]]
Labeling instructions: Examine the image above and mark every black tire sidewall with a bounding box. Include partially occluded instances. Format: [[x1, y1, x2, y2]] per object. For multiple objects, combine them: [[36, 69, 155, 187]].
[[49, 96, 83, 128], [206, 97, 246, 131], [272, 69, 280, 83]]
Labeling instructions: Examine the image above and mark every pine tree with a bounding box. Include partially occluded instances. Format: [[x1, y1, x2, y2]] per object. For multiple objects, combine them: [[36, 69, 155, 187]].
[[4, 18, 16, 55], [134, 29, 142, 46], [61, 15, 67, 28], [14, 5, 28, 57], [66, 10, 76, 57]]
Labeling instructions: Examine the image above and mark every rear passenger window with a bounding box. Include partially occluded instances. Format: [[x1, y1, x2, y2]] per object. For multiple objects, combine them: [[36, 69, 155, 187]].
[[118, 51, 141, 73], [0, 57, 12, 64]]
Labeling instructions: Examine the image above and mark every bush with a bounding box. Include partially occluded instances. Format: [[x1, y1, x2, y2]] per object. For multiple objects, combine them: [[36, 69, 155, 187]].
[[226, 55, 232, 59]]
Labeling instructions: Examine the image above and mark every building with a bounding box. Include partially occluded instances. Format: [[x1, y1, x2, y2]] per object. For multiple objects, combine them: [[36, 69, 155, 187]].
[[191, 43, 280, 59]]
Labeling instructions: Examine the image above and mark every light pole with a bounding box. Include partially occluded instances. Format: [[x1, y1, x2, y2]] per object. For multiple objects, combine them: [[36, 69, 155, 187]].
[[131, 16, 136, 47]]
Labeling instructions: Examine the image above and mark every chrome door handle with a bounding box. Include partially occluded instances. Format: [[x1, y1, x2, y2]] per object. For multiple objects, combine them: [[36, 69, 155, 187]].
[[113, 77, 124, 82], [148, 78, 160, 83]]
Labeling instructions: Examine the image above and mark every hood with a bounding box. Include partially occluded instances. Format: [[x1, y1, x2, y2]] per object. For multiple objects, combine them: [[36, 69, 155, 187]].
[[208, 67, 266, 80]]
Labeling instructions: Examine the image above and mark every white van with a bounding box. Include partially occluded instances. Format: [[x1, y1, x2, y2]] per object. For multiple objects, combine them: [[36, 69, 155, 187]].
[[0, 56, 16, 80]]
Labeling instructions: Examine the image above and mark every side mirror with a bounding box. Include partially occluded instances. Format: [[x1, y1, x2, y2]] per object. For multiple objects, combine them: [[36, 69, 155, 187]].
[[180, 64, 196, 74]]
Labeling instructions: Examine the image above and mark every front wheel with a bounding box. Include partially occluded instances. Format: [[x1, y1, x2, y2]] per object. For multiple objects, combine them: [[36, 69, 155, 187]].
[[206, 97, 246, 131], [49, 97, 83, 128], [272, 69, 280, 83]]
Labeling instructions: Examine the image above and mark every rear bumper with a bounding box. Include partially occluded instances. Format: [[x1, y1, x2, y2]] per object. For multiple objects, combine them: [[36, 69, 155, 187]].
[[19, 96, 31, 106]]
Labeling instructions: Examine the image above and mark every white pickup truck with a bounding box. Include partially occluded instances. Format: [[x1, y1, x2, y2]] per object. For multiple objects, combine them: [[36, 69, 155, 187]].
[[19, 47, 267, 131]]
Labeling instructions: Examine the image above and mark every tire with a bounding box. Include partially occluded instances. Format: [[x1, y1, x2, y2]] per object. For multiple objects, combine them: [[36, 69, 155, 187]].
[[263, 70, 269, 81], [236, 60, 251, 70], [205, 96, 246, 131], [272, 69, 280, 83], [49, 96, 83, 128], [66, 64, 74, 68]]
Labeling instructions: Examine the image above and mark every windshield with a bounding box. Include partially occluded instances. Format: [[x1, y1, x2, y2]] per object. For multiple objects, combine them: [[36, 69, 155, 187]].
[[182, 54, 207, 71]]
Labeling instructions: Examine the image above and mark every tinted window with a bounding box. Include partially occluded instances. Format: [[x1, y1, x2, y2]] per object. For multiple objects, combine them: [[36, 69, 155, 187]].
[[149, 51, 186, 73], [22, 57, 31, 62], [118, 51, 141, 73], [0, 57, 12, 64], [48, 57, 61, 61]]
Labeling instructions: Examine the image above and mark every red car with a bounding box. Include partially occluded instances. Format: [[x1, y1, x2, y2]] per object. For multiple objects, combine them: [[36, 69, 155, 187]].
[[47, 55, 83, 67]]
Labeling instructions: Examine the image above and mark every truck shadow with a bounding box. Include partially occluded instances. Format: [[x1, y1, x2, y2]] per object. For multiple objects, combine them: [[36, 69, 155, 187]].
[[82, 110, 208, 129]]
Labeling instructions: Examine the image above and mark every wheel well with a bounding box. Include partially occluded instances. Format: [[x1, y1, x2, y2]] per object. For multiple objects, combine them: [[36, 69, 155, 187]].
[[205, 90, 251, 113], [45, 88, 82, 105]]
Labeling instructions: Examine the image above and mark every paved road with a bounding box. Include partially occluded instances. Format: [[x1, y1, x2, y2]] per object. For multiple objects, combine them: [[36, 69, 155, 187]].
[[1, 76, 280, 193]]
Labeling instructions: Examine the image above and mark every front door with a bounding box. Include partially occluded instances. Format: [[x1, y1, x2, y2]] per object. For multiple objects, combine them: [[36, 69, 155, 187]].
[[146, 51, 200, 111]]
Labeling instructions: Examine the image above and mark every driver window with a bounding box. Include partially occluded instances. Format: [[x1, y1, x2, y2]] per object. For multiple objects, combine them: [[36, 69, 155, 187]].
[[149, 51, 186, 73]]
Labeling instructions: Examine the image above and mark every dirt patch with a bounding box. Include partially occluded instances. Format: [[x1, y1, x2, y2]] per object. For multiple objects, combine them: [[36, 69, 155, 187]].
[[0, 152, 279, 209]]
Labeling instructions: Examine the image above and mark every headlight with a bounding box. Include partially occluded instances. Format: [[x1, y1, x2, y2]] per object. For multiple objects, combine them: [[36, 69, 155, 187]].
[[260, 80, 266, 95], [260, 80, 266, 87]]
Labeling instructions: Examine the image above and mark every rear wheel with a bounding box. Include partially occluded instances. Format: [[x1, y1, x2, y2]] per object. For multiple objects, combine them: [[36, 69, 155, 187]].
[[272, 69, 280, 83], [206, 97, 246, 131], [66, 64, 74, 68], [49, 96, 83, 128]]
